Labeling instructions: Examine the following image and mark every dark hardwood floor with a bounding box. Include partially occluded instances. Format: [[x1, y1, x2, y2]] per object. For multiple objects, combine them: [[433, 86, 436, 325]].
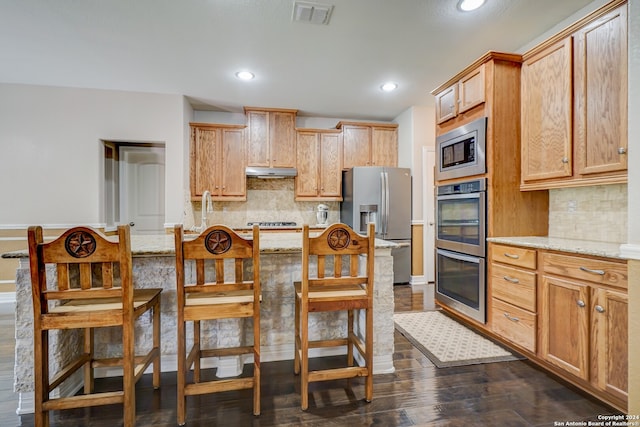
[[1, 285, 620, 426]]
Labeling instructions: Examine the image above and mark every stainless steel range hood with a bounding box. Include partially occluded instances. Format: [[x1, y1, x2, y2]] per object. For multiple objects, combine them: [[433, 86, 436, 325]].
[[245, 166, 297, 178]]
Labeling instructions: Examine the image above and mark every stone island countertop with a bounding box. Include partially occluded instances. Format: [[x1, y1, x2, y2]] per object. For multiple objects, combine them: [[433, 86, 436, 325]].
[[487, 236, 627, 260], [2, 230, 399, 259]]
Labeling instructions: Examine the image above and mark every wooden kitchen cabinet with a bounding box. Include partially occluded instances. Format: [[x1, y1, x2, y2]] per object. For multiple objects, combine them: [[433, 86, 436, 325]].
[[520, 1, 627, 190], [245, 107, 297, 168], [189, 123, 246, 201], [540, 251, 628, 404], [489, 243, 537, 352], [337, 122, 398, 169], [295, 129, 342, 200], [434, 63, 485, 124]]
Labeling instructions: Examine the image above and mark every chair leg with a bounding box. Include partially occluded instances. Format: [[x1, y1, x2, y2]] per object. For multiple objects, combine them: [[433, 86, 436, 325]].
[[300, 304, 309, 410], [122, 321, 136, 427], [293, 295, 300, 375], [365, 307, 373, 403], [177, 316, 186, 426], [152, 301, 161, 389], [34, 329, 48, 427], [253, 306, 261, 416], [83, 327, 94, 394], [347, 310, 354, 367]]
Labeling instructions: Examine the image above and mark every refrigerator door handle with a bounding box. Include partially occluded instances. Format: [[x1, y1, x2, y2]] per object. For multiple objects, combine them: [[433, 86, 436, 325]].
[[382, 171, 389, 236]]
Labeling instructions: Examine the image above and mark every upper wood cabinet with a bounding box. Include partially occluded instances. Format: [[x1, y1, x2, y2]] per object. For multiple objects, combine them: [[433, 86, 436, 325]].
[[295, 129, 342, 200], [189, 123, 246, 201], [434, 64, 485, 124], [520, 1, 627, 190], [337, 122, 398, 169], [245, 107, 297, 168]]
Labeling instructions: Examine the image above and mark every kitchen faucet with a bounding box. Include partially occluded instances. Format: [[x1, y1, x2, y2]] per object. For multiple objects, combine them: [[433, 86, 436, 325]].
[[197, 190, 213, 232]]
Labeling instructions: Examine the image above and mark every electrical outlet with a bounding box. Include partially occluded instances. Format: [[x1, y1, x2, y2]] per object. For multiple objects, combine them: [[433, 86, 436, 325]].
[[568, 200, 577, 212]]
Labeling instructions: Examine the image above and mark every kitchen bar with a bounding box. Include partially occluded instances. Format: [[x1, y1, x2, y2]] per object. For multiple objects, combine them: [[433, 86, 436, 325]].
[[4, 229, 398, 414]]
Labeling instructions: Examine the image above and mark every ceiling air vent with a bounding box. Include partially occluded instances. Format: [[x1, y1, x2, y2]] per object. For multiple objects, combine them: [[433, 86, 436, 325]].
[[292, 1, 334, 25]]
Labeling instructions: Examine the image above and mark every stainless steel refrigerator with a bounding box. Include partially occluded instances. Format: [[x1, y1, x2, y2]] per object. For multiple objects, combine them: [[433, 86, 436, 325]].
[[341, 166, 412, 284]]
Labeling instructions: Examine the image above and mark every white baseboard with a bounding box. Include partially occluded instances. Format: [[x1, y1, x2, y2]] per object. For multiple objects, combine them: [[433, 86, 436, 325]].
[[410, 275, 427, 288]]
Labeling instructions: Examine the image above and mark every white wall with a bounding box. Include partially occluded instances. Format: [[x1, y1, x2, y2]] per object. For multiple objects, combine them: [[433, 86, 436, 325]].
[[0, 83, 187, 227], [395, 105, 435, 222]]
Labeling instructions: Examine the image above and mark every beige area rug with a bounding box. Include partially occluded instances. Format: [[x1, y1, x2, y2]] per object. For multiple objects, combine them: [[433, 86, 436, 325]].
[[393, 310, 523, 368]]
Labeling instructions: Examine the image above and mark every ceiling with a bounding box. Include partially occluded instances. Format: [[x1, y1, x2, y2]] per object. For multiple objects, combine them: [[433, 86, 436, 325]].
[[0, 0, 598, 121]]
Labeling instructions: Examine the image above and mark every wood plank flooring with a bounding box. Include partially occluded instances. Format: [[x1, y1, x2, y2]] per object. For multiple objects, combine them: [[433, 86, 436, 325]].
[[1, 285, 620, 426]]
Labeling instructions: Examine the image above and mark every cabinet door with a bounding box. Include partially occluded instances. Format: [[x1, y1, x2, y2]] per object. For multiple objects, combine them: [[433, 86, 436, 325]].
[[540, 275, 589, 380], [342, 125, 371, 169], [270, 111, 296, 168], [521, 38, 573, 182], [220, 128, 246, 197], [371, 127, 398, 166], [191, 127, 218, 198], [246, 111, 270, 167], [435, 84, 457, 124], [295, 131, 320, 197], [591, 287, 628, 401], [319, 132, 342, 197], [574, 5, 627, 176], [458, 64, 485, 114]]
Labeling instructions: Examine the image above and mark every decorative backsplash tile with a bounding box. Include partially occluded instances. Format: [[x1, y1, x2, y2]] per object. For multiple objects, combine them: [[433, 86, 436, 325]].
[[548, 184, 627, 243], [187, 178, 340, 229]]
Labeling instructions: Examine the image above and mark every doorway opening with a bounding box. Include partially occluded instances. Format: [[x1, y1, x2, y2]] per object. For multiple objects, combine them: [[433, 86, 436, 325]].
[[103, 141, 166, 235]]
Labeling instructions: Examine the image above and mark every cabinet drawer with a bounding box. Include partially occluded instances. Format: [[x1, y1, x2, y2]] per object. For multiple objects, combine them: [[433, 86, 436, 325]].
[[490, 244, 537, 269], [491, 264, 536, 312], [492, 298, 536, 353], [542, 253, 627, 289]]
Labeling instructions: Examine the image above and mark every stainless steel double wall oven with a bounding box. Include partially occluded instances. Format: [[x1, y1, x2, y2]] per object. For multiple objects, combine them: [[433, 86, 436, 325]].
[[434, 117, 488, 324]]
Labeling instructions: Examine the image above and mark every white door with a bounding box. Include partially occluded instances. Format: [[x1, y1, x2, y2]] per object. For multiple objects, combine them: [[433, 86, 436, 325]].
[[119, 146, 165, 235], [423, 147, 435, 283]]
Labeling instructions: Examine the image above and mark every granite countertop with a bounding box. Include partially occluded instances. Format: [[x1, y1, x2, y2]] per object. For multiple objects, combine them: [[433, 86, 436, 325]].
[[487, 236, 627, 260], [2, 231, 398, 259]]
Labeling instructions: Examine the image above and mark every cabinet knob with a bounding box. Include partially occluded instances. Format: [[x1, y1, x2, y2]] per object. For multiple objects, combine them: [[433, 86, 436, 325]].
[[576, 299, 586, 308], [595, 305, 605, 313], [561, 157, 569, 164], [618, 147, 627, 155]]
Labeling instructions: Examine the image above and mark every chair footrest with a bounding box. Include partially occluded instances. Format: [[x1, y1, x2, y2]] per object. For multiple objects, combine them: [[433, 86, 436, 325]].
[[184, 377, 254, 396], [42, 391, 124, 411], [308, 366, 369, 382]]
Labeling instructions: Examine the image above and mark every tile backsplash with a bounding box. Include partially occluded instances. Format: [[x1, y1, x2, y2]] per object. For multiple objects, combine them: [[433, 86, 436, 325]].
[[185, 178, 340, 229], [548, 184, 627, 243]]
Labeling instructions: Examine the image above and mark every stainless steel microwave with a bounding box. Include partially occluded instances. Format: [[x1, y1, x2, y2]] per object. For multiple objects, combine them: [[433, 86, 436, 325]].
[[435, 117, 487, 181]]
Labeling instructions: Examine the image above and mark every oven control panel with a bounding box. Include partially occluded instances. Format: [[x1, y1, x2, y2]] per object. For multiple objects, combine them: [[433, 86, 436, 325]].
[[437, 178, 486, 195]]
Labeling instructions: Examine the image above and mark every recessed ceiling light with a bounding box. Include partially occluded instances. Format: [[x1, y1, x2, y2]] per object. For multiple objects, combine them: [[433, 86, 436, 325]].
[[458, 0, 485, 12], [235, 71, 255, 80], [381, 82, 398, 92]]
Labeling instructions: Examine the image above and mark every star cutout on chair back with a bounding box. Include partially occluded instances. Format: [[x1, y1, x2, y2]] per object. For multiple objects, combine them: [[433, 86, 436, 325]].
[[65, 231, 97, 258], [205, 230, 232, 254], [327, 228, 350, 250]]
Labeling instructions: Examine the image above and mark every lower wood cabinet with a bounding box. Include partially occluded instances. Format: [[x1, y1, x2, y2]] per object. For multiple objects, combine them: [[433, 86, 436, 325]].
[[539, 251, 628, 405], [488, 242, 628, 410]]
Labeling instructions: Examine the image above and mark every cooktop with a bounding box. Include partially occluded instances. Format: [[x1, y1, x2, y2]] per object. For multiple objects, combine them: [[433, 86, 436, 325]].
[[247, 221, 298, 228]]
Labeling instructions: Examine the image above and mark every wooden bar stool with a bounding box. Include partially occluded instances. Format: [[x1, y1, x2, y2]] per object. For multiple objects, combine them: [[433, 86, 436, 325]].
[[294, 222, 375, 410], [27, 224, 162, 427], [174, 224, 261, 425]]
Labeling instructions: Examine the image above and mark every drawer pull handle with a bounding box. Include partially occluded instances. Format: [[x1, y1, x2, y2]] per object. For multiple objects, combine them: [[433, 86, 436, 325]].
[[595, 305, 605, 313], [504, 253, 520, 259], [503, 275, 520, 284], [577, 299, 586, 308], [579, 266, 605, 275], [504, 313, 520, 322]]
